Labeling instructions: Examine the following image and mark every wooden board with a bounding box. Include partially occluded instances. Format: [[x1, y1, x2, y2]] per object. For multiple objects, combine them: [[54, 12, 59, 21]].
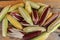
[[0, 0, 60, 8], [0, 0, 60, 40]]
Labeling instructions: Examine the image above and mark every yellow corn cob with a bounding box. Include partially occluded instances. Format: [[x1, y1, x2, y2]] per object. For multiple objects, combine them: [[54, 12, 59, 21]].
[[9, 3, 24, 12], [46, 12, 53, 20], [0, 5, 11, 22], [6, 14, 23, 30]]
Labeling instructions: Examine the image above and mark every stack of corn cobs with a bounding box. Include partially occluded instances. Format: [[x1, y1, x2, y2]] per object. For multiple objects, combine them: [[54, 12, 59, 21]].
[[0, 0, 60, 40]]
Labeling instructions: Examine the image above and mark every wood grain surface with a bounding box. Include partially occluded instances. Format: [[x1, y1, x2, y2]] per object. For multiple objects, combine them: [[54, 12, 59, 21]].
[[0, 0, 60, 40], [0, 0, 60, 8]]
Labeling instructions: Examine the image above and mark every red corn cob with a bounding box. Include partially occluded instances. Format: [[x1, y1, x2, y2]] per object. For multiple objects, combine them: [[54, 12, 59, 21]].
[[32, 9, 39, 25], [23, 31, 41, 40], [37, 6, 50, 25]]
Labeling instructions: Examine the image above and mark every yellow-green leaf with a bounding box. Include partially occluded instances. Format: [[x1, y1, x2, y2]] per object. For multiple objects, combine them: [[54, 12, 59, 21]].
[[38, 6, 47, 17], [2, 17, 8, 37], [48, 17, 60, 33], [31, 32, 50, 40], [19, 7, 33, 25], [25, 1, 32, 14], [29, 1, 40, 9], [0, 5, 11, 22], [6, 14, 23, 30], [23, 26, 46, 33], [9, 3, 24, 12]]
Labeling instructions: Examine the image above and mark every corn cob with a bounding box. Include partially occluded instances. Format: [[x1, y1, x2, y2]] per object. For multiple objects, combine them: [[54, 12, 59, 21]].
[[9, 3, 24, 12], [25, 1, 32, 14], [43, 13, 58, 27], [2, 17, 8, 37], [23, 26, 46, 33], [31, 32, 50, 40], [19, 7, 33, 25], [6, 14, 23, 30], [38, 6, 46, 15], [46, 12, 53, 20], [41, 8, 52, 26], [0, 5, 11, 22], [48, 17, 60, 33], [29, 1, 40, 9]]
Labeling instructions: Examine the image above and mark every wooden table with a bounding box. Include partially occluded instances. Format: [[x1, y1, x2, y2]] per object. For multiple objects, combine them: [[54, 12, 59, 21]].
[[0, 0, 60, 9], [0, 0, 60, 40]]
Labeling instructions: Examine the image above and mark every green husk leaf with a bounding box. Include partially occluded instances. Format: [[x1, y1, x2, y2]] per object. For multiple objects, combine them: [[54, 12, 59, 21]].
[[38, 6, 47, 17], [6, 14, 23, 30], [19, 7, 33, 25], [9, 3, 24, 12], [49, 23, 60, 33], [2, 17, 8, 37], [23, 26, 46, 33], [29, 1, 40, 9], [37, 3, 48, 7], [48, 17, 60, 33], [25, 1, 32, 14], [31, 32, 50, 40], [0, 5, 11, 22]]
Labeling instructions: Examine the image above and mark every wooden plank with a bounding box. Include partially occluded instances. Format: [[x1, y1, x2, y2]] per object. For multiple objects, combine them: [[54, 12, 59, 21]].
[[0, 0, 46, 7], [0, 1, 23, 8], [0, 0, 60, 8]]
